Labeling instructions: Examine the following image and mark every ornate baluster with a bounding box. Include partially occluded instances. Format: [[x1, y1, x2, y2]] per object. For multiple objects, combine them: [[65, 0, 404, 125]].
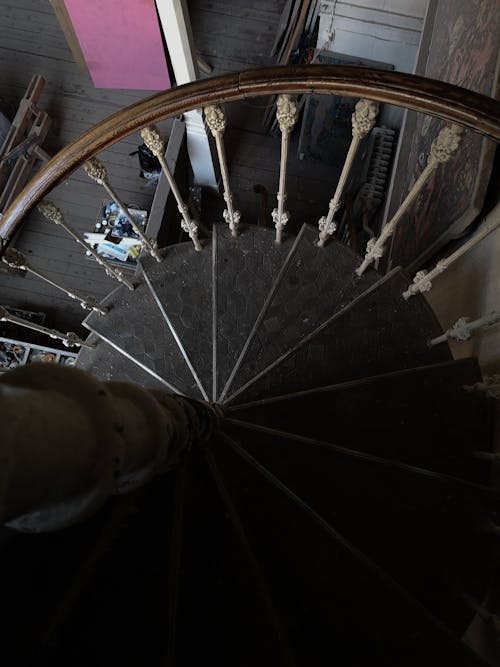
[[0, 305, 94, 348], [403, 209, 500, 299], [140, 126, 202, 251], [317, 99, 379, 248], [356, 123, 464, 276], [429, 310, 500, 347], [465, 374, 500, 399], [2, 248, 108, 315], [38, 200, 134, 291], [273, 95, 298, 244], [83, 157, 162, 262], [204, 105, 240, 237]]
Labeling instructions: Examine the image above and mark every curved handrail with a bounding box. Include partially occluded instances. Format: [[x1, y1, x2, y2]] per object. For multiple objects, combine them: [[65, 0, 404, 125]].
[[1, 65, 500, 244]]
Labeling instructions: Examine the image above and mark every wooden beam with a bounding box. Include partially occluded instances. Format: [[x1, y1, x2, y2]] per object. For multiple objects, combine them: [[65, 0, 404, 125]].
[[49, 0, 90, 77], [155, 0, 218, 189]]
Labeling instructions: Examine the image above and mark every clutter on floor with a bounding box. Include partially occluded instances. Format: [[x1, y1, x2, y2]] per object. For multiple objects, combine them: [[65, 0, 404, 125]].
[[84, 201, 149, 268]]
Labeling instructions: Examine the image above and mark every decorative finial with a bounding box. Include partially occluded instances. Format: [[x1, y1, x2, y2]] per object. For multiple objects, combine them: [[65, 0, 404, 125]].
[[140, 126, 165, 158], [205, 105, 227, 135], [63, 332, 83, 348], [449, 317, 472, 341], [429, 124, 464, 165], [352, 99, 379, 139], [84, 157, 108, 185], [38, 200, 64, 225], [276, 95, 298, 134], [3, 248, 27, 270]]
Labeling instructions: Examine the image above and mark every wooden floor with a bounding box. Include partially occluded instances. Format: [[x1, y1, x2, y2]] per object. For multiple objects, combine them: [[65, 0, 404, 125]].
[[0, 0, 171, 332], [0, 0, 339, 334]]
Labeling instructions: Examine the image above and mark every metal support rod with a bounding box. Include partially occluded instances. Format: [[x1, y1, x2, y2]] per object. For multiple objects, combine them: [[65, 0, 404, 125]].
[[429, 310, 500, 347], [0, 305, 94, 348], [273, 95, 298, 244], [317, 99, 379, 247], [2, 248, 107, 315], [141, 126, 202, 251], [38, 200, 134, 291], [403, 203, 500, 299], [356, 123, 464, 276], [0, 363, 216, 533], [204, 105, 240, 236], [83, 157, 162, 262]]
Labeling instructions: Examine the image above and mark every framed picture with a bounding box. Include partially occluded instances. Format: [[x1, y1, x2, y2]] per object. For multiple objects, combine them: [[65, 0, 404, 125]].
[[0, 338, 29, 369], [59, 353, 77, 366], [84, 201, 148, 268], [0, 336, 77, 370], [27, 347, 59, 364]]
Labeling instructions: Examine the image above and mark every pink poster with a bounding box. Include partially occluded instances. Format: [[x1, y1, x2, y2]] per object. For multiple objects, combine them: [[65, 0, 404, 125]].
[[64, 0, 171, 90]]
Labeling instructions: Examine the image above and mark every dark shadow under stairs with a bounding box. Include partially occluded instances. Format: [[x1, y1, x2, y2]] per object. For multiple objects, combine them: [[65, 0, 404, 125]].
[[1, 224, 498, 666]]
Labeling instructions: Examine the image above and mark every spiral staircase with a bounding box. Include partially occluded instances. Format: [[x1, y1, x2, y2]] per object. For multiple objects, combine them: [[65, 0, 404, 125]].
[[1, 67, 500, 666]]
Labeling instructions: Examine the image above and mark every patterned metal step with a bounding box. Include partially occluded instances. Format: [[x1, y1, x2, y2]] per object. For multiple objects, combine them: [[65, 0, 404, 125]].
[[214, 224, 295, 401], [225, 268, 450, 404], [81, 271, 203, 398], [219, 224, 379, 402]]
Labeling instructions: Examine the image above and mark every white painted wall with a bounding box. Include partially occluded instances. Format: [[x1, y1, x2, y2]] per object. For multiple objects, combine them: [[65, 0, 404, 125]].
[[155, 0, 218, 189], [317, 0, 429, 126], [318, 0, 427, 72]]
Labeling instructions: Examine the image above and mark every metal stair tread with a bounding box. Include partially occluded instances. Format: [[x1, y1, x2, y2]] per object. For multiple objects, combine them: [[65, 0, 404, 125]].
[[221, 224, 380, 400], [226, 267, 451, 404], [226, 357, 492, 479], [214, 223, 295, 401], [76, 332, 170, 390], [210, 433, 488, 667], [173, 445, 290, 666], [219, 421, 495, 639], [80, 276, 202, 398], [141, 241, 214, 400]]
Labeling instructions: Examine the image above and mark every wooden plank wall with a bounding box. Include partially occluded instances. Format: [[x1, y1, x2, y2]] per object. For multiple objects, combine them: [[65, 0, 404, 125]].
[[0, 0, 172, 333]]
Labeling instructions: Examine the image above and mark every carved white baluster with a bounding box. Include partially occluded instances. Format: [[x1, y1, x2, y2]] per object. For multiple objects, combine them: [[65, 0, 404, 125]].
[[0, 305, 94, 348], [2, 248, 108, 315], [83, 157, 162, 262], [403, 211, 500, 300], [429, 310, 500, 347], [204, 105, 240, 237], [317, 99, 379, 248], [140, 126, 202, 251], [38, 200, 134, 291], [356, 123, 464, 276], [273, 95, 298, 244], [465, 374, 500, 400]]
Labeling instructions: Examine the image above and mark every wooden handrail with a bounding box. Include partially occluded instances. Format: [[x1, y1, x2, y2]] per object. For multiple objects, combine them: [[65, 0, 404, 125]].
[[1, 65, 500, 245]]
